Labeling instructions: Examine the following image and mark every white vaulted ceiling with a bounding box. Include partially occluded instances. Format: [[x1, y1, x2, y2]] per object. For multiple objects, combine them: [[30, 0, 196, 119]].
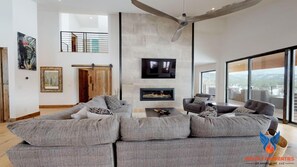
[[37, 0, 269, 16]]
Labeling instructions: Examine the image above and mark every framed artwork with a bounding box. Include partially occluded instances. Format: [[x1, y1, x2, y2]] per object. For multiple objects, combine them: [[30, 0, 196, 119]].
[[40, 67, 63, 93], [17, 32, 37, 70]]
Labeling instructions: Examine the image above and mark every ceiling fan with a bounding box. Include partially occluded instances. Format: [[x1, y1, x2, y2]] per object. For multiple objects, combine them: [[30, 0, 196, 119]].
[[131, 0, 263, 42]]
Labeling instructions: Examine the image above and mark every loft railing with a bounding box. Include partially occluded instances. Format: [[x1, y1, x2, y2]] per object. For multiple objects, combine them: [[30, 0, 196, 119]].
[[60, 31, 108, 53]]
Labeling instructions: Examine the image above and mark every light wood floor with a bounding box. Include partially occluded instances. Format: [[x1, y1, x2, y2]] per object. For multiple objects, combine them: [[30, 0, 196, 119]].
[[0, 108, 297, 167]]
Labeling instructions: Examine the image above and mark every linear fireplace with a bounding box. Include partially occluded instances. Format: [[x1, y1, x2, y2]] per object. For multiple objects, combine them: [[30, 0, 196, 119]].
[[140, 88, 174, 101]]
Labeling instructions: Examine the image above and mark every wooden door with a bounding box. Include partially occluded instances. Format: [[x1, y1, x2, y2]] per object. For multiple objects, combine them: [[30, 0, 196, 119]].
[[92, 67, 112, 97], [0, 48, 9, 122], [79, 69, 90, 102], [78, 66, 112, 102]]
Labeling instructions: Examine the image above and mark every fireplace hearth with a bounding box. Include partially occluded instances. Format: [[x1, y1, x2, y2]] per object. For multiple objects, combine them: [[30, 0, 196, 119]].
[[140, 88, 174, 101]]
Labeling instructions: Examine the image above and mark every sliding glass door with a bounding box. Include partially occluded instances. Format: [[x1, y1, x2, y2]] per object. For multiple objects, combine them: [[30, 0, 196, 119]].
[[293, 50, 297, 123], [250, 52, 285, 119], [226, 46, 297, 123], [226, 60, 248, 105]]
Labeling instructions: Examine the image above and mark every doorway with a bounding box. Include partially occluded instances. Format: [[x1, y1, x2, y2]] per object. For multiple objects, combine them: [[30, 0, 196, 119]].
[[78, 66, 112, 102], [0, 47, 10, 122]]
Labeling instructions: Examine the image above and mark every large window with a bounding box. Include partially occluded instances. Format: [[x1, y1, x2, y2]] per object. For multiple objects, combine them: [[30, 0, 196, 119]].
[[227, 60, 248, 105], [250, 53, 285, 119], [201, 71, 216, 95], [226, 47, 297, 123], [293, 50, 297, 123]]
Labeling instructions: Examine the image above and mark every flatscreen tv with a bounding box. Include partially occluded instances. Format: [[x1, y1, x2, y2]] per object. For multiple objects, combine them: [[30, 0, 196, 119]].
[[141, 58, 176, 79]]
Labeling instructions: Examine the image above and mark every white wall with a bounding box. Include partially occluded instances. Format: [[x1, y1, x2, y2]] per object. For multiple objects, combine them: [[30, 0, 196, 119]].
[[0, 0, 39, 118], [194, 19, 225, 65], [38, 6, 119, 105], [60, 13, 108, 33], [196, 0, 297, 103]]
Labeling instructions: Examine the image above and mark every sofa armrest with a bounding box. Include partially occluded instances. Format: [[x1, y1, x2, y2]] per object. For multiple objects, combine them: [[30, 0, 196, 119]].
[[216, 105, 237, 114], [183, 98, 193, 106], [266, 116, 278, 135], [38, 104, 84, 120]]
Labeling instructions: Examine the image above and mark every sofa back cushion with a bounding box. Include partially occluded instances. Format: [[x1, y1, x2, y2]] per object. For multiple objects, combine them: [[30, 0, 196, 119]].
[[86, 96, 108, 109], [191, 114, 270, 137], [244, 100, 275, 116], [195, 93, 212, 100], [7, 116, 119, 146], [120, 115, 190, 141]]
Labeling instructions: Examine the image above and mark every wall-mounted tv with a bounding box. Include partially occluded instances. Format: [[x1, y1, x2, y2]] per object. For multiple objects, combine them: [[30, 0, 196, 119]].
[[141, 58, 176, 79]]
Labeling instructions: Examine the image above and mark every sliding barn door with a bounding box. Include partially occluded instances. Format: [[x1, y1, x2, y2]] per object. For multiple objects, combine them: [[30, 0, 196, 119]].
[[92, 67, 112, 98], [78, 66, 112, 102], [0, 48, 9, 122]]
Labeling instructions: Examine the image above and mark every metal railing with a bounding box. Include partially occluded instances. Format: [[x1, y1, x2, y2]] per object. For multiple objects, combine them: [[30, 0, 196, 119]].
[[60, 31, 108, 53]]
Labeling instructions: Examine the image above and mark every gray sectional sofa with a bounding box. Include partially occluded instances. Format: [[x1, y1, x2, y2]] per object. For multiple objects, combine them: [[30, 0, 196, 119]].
[[7, 104, 273, 167], [216, 99, 278, 135]]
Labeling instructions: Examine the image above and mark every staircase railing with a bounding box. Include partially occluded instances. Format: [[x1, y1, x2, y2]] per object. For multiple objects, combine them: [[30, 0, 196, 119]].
[[60, 31, 108, 53]]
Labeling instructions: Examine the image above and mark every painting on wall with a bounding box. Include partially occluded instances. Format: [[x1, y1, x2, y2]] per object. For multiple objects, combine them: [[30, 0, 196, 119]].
[[17, 32, 36, 70], [40, 67, 63, 93]]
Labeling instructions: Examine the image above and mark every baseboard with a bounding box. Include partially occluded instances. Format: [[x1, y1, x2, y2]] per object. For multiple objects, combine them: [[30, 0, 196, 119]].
[[39, 104, 75, 108], [9, 111, 40, 122]]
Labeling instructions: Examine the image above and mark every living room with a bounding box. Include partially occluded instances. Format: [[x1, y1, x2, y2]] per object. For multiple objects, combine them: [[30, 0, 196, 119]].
[[1, 0, 297, 166]]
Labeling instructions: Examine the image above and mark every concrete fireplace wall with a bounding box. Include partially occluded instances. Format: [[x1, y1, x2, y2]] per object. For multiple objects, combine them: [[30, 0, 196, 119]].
[[121, 13, 192, 110]]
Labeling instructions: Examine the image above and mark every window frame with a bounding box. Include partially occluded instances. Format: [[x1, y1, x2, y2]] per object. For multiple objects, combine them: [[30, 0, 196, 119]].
[[200, 70, 216, 95], [225, 45, 297, 124]]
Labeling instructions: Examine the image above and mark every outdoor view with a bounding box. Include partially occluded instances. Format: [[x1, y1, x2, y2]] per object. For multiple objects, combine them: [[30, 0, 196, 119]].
[[201, 71, 216, 95], [292, 50, 297, 122], [227, 53, 285, 119], [227, 60, 248, 104]]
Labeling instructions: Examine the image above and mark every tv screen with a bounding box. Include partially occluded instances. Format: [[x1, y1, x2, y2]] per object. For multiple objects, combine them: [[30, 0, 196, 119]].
[[141, 58, 176, 79]]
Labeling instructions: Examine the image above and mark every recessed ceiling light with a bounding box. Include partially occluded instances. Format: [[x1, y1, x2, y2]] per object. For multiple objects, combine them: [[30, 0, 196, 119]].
[[58, 0, 62, 2], [211, 8, 215, 11]]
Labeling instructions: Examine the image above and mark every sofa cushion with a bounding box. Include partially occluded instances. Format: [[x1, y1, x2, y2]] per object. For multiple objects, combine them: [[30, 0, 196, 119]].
[[198, 105, 217, 117], [105, 95, 122, 110], [71, 106, 88, 119], [244, 100, 274, 116], [120, 115, 190, 141], [85, 96, 108, 109], [191, 114, 270, 137], [39, 104, 84, 120], [7, 116, 119, 146], [232, 106, 255, 114], [193, 96, 208, 104], [87, 107, 113, 119]]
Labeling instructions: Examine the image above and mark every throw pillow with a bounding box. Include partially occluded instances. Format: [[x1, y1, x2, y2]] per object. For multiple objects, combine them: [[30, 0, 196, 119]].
[[87, 112, 112, 119], [87, 107, 113, 119], [85, 96, 108, 109], [105, 95, 122, 110], [192, 97, 208, 104], [71, 106, 88, 119], [198, 105, 217, 117], [233, 106, 255, 114]]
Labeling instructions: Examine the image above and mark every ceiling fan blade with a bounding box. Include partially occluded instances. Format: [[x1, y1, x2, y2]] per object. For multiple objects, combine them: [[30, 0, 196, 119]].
[[132, 0, 179, 23], [171, 25, 186, 42], [188, 0, 263, 22]]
